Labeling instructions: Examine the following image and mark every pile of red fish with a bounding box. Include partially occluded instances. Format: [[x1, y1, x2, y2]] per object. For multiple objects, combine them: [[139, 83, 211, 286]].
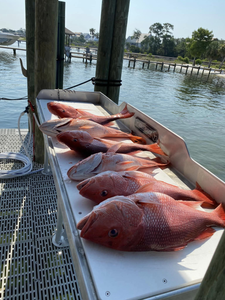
[[40, 101, 225, 252]]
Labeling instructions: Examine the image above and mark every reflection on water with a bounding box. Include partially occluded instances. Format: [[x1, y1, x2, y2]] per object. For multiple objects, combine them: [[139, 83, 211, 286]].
[[0, 44, 225, 182]]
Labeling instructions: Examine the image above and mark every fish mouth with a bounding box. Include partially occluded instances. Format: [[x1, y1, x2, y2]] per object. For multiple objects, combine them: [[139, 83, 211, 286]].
[[77, 178, 94, 192], [77, 211, 98, 237]]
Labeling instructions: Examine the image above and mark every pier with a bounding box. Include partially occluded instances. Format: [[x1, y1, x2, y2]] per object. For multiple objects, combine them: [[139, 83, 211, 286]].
[[0, 45, 26, 55], [1, 44, 223, 76]]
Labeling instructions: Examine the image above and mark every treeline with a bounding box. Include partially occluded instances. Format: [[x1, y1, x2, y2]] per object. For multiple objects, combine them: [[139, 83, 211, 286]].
[[126, 23, 225, 68]]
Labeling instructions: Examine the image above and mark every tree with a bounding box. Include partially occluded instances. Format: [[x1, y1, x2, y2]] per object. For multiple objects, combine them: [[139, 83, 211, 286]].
[[205, 41, 219, 67], [149, 22, 164, 38], [189, 27, 213, 64], [89, 28, 96, 39], [218, 43, 225, 68], [131, 28, 142, 40]]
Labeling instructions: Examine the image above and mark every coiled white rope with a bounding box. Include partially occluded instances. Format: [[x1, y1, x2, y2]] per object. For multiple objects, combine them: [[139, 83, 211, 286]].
[[0, 110, 43, 179]]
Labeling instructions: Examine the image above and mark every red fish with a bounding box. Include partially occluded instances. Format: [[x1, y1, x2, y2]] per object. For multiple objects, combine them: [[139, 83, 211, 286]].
[[77, 170, 216, 208], [67, 151, 167, 181], [77, 192, 225, 252], [47, 102, 135, 125], [39, 118, 146, 144], [77, 171, 157, 203], [56, 130, 166, 157]]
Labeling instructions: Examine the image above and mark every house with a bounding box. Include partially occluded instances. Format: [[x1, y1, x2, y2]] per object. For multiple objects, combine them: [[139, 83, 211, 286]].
[[126, 33, 152, 48]]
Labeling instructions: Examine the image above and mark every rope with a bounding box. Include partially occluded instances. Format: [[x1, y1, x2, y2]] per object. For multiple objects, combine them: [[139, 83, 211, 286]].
[[65, 77, 95, 90], [0, 104, 44, 179]]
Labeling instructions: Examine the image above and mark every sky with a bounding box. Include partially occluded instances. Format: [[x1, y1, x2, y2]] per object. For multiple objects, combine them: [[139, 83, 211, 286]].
[[0, 0, 224, 40]]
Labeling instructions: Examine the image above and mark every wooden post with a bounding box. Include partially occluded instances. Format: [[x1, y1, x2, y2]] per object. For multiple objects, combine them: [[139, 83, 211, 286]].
[[95, 0, 130, 104], [56, 1, 65, 89], [168, 64, 171, 71], [185, 66, 188, 75], [133, 58, 136, 68], [25, 0, 35, 124], [161, 62, 164, 71], [34, 0, 58, 163], [173, 63, 176, 72], [197, 66, 200, 75], [94, 0, 117, 96], [147, 60, 150, 68], [195, 230, 225, 300]]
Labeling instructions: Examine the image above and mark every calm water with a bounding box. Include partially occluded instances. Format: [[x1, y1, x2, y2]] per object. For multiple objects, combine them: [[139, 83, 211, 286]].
[[0, 43, 225, 182]]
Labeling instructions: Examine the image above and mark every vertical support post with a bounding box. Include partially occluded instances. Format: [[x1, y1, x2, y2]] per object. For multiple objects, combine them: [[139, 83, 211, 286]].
[[95, 0, 130, 104], [161, 62, 164, 71], [133, 58, 136, 68], [56, 1, 65, 89], [194, 230, 225, 300], [147, 61, 150, 68], [173, 63, 176, 72], [25, 0, 35, 125], [94, 0, 117, 96], [185, 66, 189, 75], [34, 0, 58, 163], [197, 66, 200, 75]]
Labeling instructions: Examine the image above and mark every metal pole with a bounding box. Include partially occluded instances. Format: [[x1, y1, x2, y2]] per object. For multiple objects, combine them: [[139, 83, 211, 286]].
[[25, 0, 35, 127]]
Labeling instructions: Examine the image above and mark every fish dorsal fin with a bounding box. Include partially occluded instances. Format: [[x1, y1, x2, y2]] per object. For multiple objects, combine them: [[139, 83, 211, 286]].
[[54, 118, 73, 128], [107, 143, 123, 154]]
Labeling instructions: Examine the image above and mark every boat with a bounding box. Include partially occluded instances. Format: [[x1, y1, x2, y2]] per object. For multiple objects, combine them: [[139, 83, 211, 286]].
[[0, 31, 19, 45], [36, 89, 225, 300]]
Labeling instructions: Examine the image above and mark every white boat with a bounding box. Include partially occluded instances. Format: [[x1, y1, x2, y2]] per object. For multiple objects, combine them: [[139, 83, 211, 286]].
[[0, 31, 19, 45]]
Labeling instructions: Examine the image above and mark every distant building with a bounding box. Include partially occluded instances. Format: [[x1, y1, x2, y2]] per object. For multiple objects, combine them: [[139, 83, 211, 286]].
[[126, 33, 152, 48]]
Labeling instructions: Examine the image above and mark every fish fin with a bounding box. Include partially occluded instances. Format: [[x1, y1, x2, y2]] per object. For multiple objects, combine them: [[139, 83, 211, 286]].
[[194, 182, 217, 207], [135, 183, 154, 193], [192, 182, 217, 208], [129, 135, 146, 145], [146, 143, 167, 156], [79, 125, 95, 130], [212, 203, 225, 223], [177, 200, 203, 208], [106, 143, 123, 154], [194, 228, 215, 241], [119, 104, 135, 118], [162, 245, 187, 252], [54, 118, 73, 128]]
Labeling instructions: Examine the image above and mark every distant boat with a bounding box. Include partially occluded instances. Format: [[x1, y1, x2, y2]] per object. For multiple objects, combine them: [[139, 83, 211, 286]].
[[0, 31, 19, 46]]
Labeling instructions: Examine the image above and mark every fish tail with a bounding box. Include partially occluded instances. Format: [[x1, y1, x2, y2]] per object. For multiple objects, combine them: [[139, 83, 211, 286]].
[[192, 182, 218, 208], [118, 104, 135, 119], [212, 203, 225, 226], [146, 143, 167, 156], [129, 135, 146, 144]]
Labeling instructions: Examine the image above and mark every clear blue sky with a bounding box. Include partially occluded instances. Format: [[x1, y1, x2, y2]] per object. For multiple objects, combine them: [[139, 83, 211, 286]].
[[0, 0, 224, 39]]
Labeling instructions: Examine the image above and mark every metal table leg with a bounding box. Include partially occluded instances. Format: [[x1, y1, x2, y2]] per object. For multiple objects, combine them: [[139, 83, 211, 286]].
[[52, 202, 69, 247]]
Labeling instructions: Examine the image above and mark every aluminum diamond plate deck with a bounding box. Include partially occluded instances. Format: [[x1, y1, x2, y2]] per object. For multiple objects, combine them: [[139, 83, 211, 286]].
[[0, 129, 81, 300]]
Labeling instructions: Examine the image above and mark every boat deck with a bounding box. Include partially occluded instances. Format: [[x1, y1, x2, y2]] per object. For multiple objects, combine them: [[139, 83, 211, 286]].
[[0, 129, 81, 300]]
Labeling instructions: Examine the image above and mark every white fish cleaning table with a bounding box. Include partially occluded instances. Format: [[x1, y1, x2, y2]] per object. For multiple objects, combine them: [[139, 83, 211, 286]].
[[36, 89, 225, 300]]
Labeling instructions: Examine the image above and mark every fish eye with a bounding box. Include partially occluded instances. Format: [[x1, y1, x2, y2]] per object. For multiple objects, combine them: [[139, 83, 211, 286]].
[[101, 190, 108, 197], [108, 229, 118, 238], [73, 138, 77, 142], [62, 109, 65, 112]]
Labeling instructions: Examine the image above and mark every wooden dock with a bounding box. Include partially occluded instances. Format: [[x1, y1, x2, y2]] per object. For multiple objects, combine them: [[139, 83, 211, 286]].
[[1, 44, 223, 76], [0, 45, 26, 55]]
